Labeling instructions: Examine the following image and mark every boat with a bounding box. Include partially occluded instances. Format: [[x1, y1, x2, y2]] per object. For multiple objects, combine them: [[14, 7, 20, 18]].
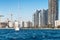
[[14, 20, 19, 31], [15, 27, 19, 31]]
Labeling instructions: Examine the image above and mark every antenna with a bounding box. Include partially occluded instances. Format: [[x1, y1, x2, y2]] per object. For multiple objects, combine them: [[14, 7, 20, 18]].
[[11, 13, 13, 21], [18, 0, 20, 23], [18, 0, 20, 18], [9, 8, 13, 22]]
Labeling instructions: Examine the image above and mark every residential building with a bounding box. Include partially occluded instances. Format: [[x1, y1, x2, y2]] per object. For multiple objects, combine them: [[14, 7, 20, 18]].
[[39, 9, 48, 28], [33, 10, 40, 28], [48, 0, 58, 27]]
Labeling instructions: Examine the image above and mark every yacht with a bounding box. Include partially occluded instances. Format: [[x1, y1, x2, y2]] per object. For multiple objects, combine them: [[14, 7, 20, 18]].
[[14, 20, 19, 31], [15, 27, 19, 31]]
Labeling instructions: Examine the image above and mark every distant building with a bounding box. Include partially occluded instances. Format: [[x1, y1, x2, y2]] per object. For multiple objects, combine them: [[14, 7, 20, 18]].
[[27, 21, 32, 28], [22, 21, 24, 28], [39, 9, 48, 28], [22, 21, 28, 28], [33, 10, 40, 28], [48, 0, 58, 27], [0, 22, 7, 28], [55, 20, 60, 28], [8, 21, 13, 28], [14, 20, 19, 29]]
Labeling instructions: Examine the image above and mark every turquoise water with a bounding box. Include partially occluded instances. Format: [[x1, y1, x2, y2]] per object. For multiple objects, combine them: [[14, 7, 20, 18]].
[[0, 29, 60, 40]]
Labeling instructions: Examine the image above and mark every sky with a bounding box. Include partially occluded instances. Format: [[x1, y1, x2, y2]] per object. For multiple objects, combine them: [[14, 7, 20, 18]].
[[0, 0, 60, 22]]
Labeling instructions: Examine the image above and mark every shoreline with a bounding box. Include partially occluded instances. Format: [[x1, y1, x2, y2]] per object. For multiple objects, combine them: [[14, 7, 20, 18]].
[[0, 28, 60, 30], [21, 28, 60, 30]]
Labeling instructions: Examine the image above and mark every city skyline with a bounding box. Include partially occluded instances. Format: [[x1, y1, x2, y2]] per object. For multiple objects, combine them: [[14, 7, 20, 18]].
[[0, 0, 60, 22]]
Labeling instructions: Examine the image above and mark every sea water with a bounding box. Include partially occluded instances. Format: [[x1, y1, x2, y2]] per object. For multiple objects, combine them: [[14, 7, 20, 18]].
[[0, 29, 60, 40]]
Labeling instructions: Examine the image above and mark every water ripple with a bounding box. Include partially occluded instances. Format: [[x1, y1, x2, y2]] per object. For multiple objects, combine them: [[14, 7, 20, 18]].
[[0, 29, 60, 40]]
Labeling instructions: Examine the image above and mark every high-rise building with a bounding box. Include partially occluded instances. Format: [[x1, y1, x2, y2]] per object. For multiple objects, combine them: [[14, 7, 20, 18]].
[[33, 10, 40, 28], [48, 0, 58, 27], [22, 21, 24, 28], [39, 9, 48, 28]]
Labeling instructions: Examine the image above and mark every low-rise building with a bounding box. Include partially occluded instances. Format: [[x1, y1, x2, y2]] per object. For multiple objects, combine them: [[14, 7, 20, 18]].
[[8, 21, 13, 28], [0, 22, 7, 28], [22, 21, 28, 28], [55, 20, 60, 28], [27, 21, 32, 28]]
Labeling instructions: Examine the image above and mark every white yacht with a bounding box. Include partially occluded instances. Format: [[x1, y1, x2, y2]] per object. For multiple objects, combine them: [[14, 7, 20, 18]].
[[14, 20, 19, 31], [15, 27, 19, 31]]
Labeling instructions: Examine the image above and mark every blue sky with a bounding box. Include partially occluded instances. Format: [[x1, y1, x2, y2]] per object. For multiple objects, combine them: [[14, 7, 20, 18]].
[[0, 0, 60, 21]]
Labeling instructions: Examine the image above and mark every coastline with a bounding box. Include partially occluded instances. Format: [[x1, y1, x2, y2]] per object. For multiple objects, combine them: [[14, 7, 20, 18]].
[[0, 28, 14, 29], [0, 28, 60, 30], [21, 28, 60, 30]]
